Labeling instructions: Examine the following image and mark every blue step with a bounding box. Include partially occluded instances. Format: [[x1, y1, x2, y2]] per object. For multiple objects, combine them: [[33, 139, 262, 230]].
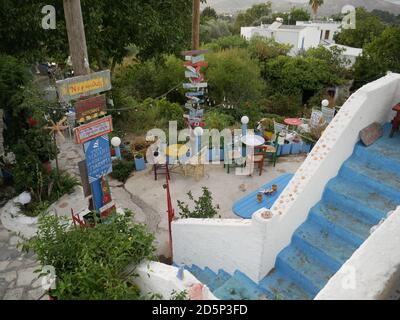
[[259, 270, 312, 300], [208, 269, 231, 292], [340, 159, 400, 203], [275, 245, 336, 296], [309, 202, 373, 247], [188, 265, 216, 285], [213, 271, 267, 300], [292, 221, 358, 271], [324, 178, 396, 222]]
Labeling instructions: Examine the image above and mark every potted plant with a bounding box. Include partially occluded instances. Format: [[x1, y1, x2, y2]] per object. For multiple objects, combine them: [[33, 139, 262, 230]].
[[261, 118, 274, 141], [134, 152, 146, 171]]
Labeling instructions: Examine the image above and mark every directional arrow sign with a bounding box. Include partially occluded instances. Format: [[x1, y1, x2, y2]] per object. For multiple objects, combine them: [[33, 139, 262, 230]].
[[185, 91, 204, 98], [191, 55, 205, 64], [185, 71, 200, 78], [184, 61, 209, 68], [181, 49, 209, 56], [183, 82, 208, 89]]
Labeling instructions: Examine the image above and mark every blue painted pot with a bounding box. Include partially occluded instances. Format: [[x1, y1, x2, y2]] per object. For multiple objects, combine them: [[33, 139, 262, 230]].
[[291, 142, 302, 154], [134, 156, 146, 171], [280, 143, 292, 156], [302, 143, 312, 153]]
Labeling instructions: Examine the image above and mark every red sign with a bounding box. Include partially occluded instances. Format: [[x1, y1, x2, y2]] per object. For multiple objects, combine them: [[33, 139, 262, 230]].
[[183, 61, 208, 68], [74, 95, 107, 123], [74, 116, 113, 144]]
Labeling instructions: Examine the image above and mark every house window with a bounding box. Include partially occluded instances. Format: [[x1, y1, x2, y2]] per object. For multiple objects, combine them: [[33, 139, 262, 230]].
[[325, 30, 330, 40]]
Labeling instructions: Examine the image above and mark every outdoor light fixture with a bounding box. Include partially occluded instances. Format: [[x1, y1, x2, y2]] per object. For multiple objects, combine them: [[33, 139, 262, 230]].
[[193, 126, 204, 136], [241, 116, 249, 125], [322, 99, 330, 107], [111, 137, 121, 147]]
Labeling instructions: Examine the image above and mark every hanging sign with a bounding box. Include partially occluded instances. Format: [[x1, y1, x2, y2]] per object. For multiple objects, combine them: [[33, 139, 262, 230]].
[[56, 70, 112, 102], [74, 94, 107, 123], [74, 115, 113, 144], [84, 135, 113, 184]]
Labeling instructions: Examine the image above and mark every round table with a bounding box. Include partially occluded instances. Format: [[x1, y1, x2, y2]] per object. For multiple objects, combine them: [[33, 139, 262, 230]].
[[284, 118, 303, 126], [165, 144, 190, 158], [241, 134, 265, 147]]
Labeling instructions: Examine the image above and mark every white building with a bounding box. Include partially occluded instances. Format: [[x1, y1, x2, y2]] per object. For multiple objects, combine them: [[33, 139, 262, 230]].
[[296, 20, 342, 43], [324, 43, 363, 67], [240, 21, 321, 55]]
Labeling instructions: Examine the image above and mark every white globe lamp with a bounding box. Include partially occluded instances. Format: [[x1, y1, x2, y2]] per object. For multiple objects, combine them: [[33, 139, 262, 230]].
[[241, 116, 249, 125], [111, 137, 121, 147], [322, 99, 330, 108]]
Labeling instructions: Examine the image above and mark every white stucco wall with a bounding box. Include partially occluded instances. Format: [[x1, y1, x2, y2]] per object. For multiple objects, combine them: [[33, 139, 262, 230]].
[[296, 21, 341, 42], [133, 261, 217, 300], [240, 27, 256, 40], [172, 211, 271, 282], [298, 27, 321, 52], [172, 73, 400, 284], [315, 208, 400, 300]]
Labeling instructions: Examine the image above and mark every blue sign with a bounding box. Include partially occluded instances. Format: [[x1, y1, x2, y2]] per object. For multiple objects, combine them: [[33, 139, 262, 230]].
[[84, 135, 112, 183]]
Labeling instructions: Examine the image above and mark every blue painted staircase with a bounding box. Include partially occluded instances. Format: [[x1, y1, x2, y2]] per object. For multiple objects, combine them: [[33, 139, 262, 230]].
[[181, 126, 400, 300]]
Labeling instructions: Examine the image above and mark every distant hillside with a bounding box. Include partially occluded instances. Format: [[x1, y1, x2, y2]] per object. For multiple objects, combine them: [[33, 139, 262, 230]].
[[203, 0, 400, 15]]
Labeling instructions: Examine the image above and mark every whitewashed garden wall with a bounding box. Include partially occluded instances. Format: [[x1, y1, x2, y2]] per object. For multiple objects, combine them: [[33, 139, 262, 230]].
[[172, 73, 400, 286]]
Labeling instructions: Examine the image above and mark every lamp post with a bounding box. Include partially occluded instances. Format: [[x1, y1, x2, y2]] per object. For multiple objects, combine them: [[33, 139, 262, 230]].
[[193, 126, 203, 154], [111, 137, 122, 160], [241, 116, 249, 137], [322, 99, 330, 108]]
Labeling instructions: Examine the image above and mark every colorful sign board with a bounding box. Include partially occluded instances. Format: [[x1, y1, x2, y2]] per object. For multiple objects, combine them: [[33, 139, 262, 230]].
[[56, 70, 112, 102], [84, 135, 113, 184], [183, 82, 208, 89], [181, 49, 209, 56], [74, 115, 113, 144], [184, 61, 208, 68], [185, 71, 200, 78], [185, 91, 204, 98], [74, 94, 107, 123], [191, 55, 205, 64]]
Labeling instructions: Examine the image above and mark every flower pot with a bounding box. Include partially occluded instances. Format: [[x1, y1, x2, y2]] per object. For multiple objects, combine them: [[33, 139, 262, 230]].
[[280, 143, 291, 156], [134, 156, 146, 171], [291, 142, 302, 155], [264, 131, 273, 141]]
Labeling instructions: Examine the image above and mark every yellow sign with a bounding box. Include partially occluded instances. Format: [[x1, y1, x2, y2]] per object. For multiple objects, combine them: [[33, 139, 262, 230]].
[[56, 70, 111, 102]]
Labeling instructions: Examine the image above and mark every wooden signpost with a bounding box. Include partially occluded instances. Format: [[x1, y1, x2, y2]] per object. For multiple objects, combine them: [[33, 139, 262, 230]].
[[74, 94, 107, 123], [56, 70, 111, 102]]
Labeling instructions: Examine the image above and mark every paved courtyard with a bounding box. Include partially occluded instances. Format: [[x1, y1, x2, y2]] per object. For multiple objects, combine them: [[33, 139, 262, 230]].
[[0, 136, 306, 299]]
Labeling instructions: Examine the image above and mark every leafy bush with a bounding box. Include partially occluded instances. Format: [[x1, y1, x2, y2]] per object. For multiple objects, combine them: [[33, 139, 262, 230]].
[[204, 35, 248, 51], [23, 212, 156, 300], [111, 160, 133, 183], [204, 111, 235, 131], [177, 187, 220, 219]]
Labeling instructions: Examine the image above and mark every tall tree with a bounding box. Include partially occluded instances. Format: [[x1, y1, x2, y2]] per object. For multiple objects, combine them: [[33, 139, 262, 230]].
[[334, 7, 386, 49], [309, 0, 324, 20], [233, 2, 272, 34], [0, 0, 193, 68], [354, 27, 400, 88]]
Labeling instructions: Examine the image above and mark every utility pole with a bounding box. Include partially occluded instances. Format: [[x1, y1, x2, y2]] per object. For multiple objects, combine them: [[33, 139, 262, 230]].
[[191, 0, 201, 50], [63, 0, 90, 76]]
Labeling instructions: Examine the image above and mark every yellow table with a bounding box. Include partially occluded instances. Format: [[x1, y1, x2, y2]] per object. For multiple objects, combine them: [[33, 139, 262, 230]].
[[165, 144, 189, 158]]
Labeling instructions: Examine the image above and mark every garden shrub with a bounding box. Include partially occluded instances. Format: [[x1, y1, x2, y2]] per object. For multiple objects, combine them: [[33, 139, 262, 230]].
[[23, 212, 156, 300], [177, 187, 221, 219], [111, 160, 133, 183]]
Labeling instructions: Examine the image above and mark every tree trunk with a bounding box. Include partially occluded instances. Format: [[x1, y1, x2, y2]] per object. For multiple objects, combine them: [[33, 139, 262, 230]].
[[192, 0, 201, 50], [63, 0, 90, 76]]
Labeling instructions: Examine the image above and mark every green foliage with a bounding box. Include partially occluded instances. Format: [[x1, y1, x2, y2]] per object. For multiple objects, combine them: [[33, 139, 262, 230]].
[[170, 290, 189, 300], [204, 111, 235, 131], [177, 187, 220, 219], [112, 97, 184, 135], [111, 160, 133, 183], [354, 27, 400, 88], [371, 9, 400, 26], [334, 8, 386, 48], [205, 48, 265, 105], [201, 6, 218, 23], [201, 19, 233, 44], [233, 2, 272, 34], [264, 55, 343, 96], [0, 0, 192, 67], [204, 35, 248, 51], [23, 212, 156, 300]]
